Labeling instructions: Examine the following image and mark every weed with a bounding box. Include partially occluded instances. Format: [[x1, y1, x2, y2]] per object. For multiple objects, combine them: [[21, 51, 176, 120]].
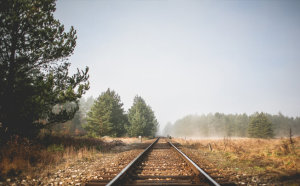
[[0, 135, 110, 179], [174, 136, 300, 174], [47, 144, 64, 152]]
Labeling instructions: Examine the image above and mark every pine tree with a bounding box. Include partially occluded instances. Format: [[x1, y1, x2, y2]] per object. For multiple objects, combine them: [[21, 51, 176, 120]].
[[127, 96, 158, 137], [248, 112, 274, 138], [84, 89, 127, 137], [0, 0, 89, 137]]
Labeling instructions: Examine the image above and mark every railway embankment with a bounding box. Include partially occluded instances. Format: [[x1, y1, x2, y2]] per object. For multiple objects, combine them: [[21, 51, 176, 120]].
[[1, 137, 299, 185], [174, 137, 300, 185], [0, 136, 153, 185]]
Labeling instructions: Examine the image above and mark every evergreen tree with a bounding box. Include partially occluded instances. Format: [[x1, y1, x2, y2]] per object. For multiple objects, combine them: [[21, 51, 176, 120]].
[[248, 112, 274, 138], [0, 0, 89, 137], [127, 96, 158, 137], [84, 89, 127, 137]]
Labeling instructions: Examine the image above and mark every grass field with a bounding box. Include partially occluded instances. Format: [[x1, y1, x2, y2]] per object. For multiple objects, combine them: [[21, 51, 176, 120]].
[[173, 136, 300, 184], [0, 135, 153, 181]]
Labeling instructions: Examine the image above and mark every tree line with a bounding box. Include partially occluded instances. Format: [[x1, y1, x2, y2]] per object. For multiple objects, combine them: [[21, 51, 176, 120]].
[[163, 112, 300, 138], [84, 89, 158, 137], [53, 89, 158, 138]]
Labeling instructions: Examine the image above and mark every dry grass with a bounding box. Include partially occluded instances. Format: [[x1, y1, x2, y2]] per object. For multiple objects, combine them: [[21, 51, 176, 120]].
[[174, 137, 300, 172], [0, 135, 107, 179], [101, 136, 152, 144], [0, 135, 153, 180]]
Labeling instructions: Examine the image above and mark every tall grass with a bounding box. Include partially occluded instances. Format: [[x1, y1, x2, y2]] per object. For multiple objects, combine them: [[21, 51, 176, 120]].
[[0, 135, 109, 179], [174, 137, 300, 171]]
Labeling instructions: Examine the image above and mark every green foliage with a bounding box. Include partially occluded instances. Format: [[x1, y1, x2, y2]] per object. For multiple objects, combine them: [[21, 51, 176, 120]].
[[0, 0, 89, 137], [248, 112, 274, 138], [47, 144, 64, 152], [84, 89, 127, 137], [126, 96, 158, 137]]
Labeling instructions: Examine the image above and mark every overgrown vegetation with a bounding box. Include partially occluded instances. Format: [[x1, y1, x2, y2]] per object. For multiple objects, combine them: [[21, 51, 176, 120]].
[[0, 135, 119, 179], [175, 137, 300, 180], [164, 112, 300, 138]]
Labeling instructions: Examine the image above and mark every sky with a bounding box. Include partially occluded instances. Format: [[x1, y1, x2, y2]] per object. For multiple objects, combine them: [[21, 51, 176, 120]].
[[54, 0, 300, 131]]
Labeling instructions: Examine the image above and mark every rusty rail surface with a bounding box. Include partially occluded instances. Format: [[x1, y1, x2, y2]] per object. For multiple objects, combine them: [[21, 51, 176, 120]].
[[168, 141, 220, 186], [86, 137, 220, 186], [106, 137, 160, 186]]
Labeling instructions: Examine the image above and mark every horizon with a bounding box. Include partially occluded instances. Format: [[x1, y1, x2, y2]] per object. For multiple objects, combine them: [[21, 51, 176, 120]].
[[55, 0, 300, 130]]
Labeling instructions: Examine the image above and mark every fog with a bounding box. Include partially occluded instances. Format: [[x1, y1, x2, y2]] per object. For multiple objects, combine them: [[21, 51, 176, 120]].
[[162, 113, 300, 138], [55, 0, 300, 130]]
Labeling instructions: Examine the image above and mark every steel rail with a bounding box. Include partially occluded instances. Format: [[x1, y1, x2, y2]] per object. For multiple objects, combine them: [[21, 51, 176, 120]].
[[106, 137, 160, 186], [168, 141, 220, 186]]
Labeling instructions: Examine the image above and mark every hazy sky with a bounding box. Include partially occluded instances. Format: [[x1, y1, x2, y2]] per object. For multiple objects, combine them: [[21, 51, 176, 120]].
[[55, 0, 300, 130]]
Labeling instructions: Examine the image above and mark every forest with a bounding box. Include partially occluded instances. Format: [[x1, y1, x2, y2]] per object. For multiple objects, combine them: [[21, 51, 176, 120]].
[[163, 112, 300, 138]]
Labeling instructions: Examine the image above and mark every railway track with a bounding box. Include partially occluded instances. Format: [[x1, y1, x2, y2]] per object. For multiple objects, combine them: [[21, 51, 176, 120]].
[[87, 138, 220, 186]]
